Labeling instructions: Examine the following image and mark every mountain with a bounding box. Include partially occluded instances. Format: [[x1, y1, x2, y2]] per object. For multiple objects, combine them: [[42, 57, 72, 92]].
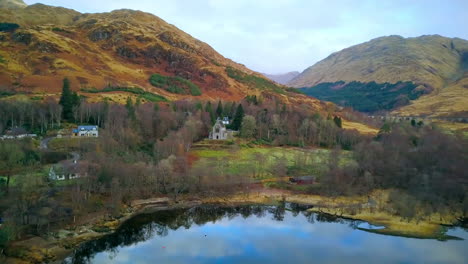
[[263, 71, 300, 85], [290, 35, 468, 117], [0, 0, 26, 9], [0, 0, 323, 109]]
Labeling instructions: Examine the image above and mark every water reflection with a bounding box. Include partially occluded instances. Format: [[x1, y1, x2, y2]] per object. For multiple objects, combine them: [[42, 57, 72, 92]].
[[64, 203, 468, 264]]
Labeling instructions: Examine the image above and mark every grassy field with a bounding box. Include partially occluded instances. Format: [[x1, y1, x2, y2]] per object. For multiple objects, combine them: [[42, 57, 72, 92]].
[[342, 120, 379, 135], [432, 121, 468, 136], [191, 145, 354, 180]]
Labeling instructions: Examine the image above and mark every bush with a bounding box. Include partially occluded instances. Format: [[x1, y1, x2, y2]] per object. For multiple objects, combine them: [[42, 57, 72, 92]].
[[149, 74, 202, 96], [0, 22, 19, 32], [0, 91, 14, 98], [0, 225, 13, 251], [51, 27, 71, 34], [41, 151, 69, 164]]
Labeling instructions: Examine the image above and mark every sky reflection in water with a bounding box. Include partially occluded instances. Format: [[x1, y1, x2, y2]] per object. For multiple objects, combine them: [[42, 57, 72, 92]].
[[67, 205, 468, 264]]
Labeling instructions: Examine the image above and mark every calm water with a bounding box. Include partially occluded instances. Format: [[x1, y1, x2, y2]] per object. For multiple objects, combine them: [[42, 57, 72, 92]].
[[65, 203, 468, 264]]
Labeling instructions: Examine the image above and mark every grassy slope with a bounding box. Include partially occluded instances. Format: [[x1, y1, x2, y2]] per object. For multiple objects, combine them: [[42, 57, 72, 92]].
[[0, 4, 293, 103], [191, 144, 354, 180], [290, 35, 468, 117]]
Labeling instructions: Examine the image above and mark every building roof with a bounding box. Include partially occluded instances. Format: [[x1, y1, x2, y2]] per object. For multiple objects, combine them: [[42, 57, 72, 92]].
[[73, 125, 98, 133], [214, 119, 226, 127]]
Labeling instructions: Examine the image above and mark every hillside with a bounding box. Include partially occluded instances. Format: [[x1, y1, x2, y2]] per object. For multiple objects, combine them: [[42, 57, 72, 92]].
[[263, 71, 300, 85], [0, 0, 324, 110], [290, 35, 468, 117]]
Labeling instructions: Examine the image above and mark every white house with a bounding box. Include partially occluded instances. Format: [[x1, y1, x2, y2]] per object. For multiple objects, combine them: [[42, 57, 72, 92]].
[[73, 125, 98, 137], [49, 160, 86, 181]]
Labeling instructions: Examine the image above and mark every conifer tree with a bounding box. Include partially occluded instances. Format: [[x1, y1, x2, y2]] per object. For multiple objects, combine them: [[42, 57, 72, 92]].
[[126, 97, 135, 119], [216, 100, 223, 117], [333, 116, 342, 128], [231, 104, 244, 130], [59, 78, 80, 121], [205, 101, 215, 124]]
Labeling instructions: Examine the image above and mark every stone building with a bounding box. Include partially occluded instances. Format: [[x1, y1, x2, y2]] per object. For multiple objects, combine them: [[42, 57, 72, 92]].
[[209, 118, 236, 140]]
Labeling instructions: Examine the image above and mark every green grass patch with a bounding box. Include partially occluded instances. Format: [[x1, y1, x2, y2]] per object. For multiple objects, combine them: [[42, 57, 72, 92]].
[[81, 86, 168, 102], [0, 55, 6, 64], [225, 67, 285, 94], [149, 73, 202, 96], [285, 87, 305, 94], [0, 170, 47, 188], [191, 146, 351, 179]]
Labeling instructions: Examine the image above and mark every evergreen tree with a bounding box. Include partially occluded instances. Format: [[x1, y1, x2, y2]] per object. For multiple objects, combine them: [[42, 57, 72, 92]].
[[126, 97, 135, 119], [216, 100, 223, 117], [333, 116, 342, 128], [59, 78, 80, 121], [223, 102, 232, 118], [231, 104, 244, 130], [195, 101, 203, 111], [205, 101, 215, 124], [135, 97, 142, 107], [229, 102, 236, 118]]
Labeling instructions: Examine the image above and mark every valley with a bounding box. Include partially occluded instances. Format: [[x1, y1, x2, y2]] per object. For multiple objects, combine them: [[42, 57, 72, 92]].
[[0, 1, 467, 264]]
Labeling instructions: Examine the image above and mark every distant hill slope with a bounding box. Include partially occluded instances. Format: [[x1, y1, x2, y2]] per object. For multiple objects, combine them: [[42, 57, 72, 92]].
[[263, 71, 300, 85], [0, 0, 26, 9], [0, 0, 326, 111], [290, 35, 468, 117]]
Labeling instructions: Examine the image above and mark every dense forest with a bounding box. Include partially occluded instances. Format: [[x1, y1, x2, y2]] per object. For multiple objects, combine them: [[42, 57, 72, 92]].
[[0, 79, 467, 253], [299, 81, 429, 112]]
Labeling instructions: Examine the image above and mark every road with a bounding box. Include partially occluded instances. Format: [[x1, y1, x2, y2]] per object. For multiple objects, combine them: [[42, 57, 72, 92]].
[[40, 137, 54, 150], [39, 136, 81, 162]]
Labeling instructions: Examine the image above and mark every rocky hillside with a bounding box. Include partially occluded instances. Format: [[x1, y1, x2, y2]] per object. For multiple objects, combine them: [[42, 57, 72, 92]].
[[263, 71, 300, 85], [0, 0, 324, 110], [290, 35, 468, 117]]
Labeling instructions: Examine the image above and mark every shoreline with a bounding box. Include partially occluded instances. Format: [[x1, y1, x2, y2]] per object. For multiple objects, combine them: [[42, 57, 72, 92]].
[[2, 189, 464, 264]]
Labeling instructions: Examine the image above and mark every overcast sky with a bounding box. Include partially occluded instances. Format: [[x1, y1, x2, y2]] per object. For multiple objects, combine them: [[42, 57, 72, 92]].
[[24, 0, 468, 74]]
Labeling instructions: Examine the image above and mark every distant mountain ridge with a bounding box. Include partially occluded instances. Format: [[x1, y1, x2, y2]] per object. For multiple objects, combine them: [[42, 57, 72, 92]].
[[290, 35, 468, 117], [263, 71, 300, 85]]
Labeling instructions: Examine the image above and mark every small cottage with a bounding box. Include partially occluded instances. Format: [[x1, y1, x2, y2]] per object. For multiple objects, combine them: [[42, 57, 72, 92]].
[[73, 125, 98, 137], [49, 160, 86, 181], [209, 118, 236, 140]]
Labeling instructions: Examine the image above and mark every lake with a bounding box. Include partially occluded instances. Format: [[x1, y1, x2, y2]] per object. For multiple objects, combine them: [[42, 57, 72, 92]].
[[64, 203, 468, 264]]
